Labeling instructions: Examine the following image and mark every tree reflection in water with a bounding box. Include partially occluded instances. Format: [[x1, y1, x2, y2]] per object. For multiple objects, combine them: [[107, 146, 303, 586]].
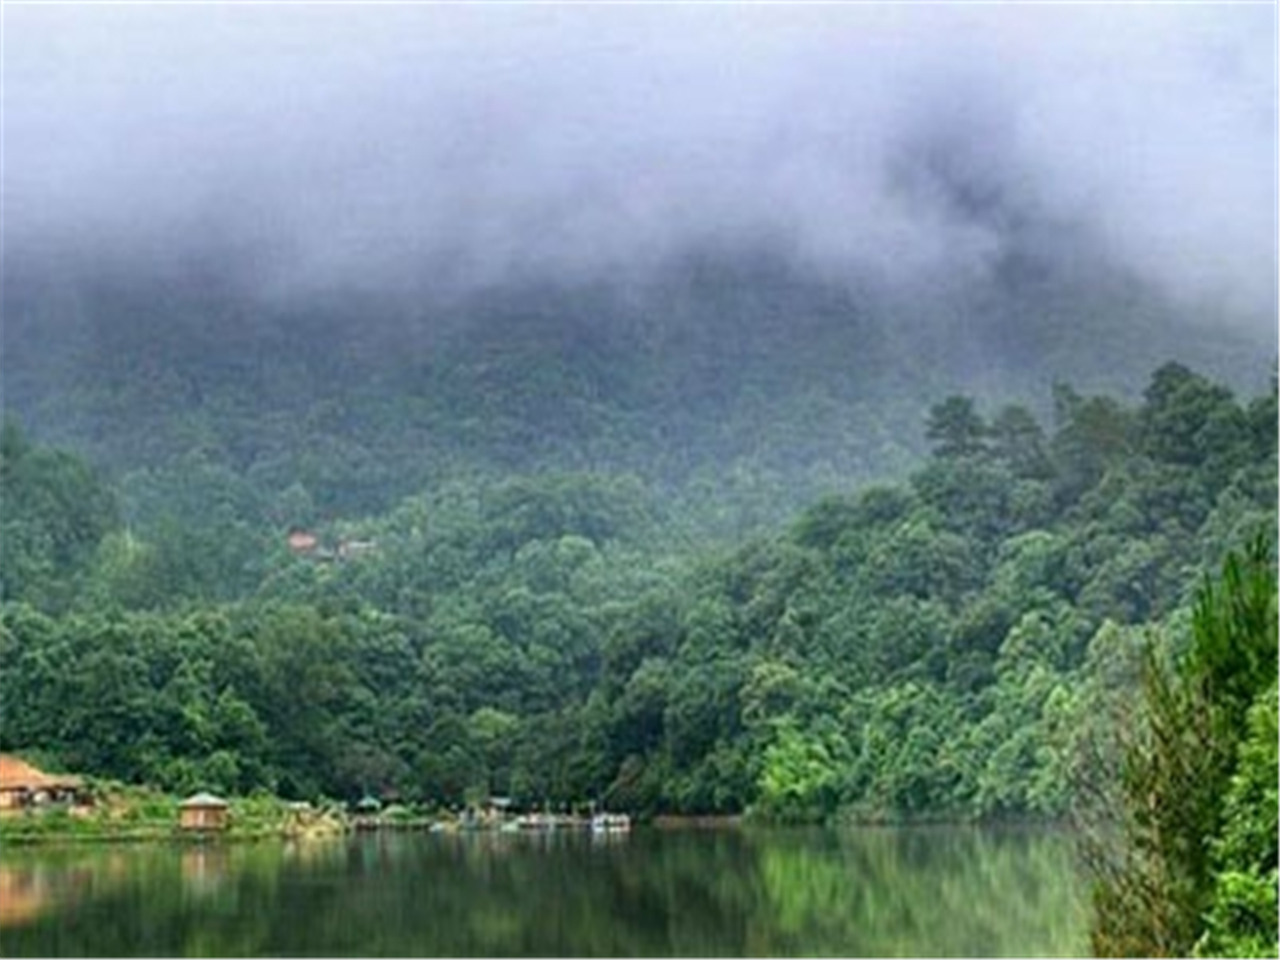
[[0, 826, 1087, 957]]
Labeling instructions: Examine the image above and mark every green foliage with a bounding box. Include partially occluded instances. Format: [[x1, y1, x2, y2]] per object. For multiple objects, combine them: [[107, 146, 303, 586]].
[[1051, 384, 1136, 502], [1186, 536, 1279, 730], [989, 403, 1055, 480], [1086, 538, 1278, 958], [925, 396, 989, 459], [0, 418, 119, 610], [0, 362, 1274, 848], [753, 721, 844, 823], [1199, 683, 1279, 958]]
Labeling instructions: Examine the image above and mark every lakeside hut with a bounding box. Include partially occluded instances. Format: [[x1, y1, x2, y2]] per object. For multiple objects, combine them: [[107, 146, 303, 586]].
[[179, 792, 229, 832], [352, 794, 383, 831], [0, 754, 86, 811], [484, 796, 513, 826]]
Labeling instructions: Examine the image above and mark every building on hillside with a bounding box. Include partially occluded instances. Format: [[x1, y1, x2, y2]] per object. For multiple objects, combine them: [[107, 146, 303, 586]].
[[0, 754, 86, 811], [336, 538, 378, 561], [287, 530, 320, 555], [178, 792, 229, 832]]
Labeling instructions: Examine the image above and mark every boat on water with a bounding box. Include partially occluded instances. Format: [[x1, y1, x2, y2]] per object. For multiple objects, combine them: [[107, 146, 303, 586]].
[[590, 813, 631, 833]]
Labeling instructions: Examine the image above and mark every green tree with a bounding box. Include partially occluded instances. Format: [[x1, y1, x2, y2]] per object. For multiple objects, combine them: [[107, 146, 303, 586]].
[[1199, 682, 1279, 958], [1050, 384, 1135, 503], [925, 396, 988, 459], [1086, 535, 1277, 957], [754, 720, 843, 823], [989, 403, 1055, 480], [1140, 362, 1250, 482], [0, 419, 119, 609]]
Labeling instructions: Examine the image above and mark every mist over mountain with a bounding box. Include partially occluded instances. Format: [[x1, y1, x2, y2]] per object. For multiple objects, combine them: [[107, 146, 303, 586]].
[[2, 4, 1275, 531], [4, 242, 1269, 534], [8, 4, 1275, 305]]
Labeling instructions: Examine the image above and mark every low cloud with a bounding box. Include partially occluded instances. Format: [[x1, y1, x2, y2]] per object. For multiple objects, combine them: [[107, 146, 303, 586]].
[[4, 4, 1275, 328]]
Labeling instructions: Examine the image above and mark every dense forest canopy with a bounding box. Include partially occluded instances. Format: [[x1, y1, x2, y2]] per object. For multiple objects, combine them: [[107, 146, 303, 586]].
[[2, 359, 1274, 824]]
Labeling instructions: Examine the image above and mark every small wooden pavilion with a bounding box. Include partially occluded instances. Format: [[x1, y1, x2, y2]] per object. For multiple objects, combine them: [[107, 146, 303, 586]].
[[179, 792, 230, 832]]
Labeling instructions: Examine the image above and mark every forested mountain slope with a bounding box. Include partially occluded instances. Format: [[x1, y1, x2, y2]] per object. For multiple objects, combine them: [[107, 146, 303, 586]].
[[2, 361, 1273, 823], [3, 251, 1271, 542]]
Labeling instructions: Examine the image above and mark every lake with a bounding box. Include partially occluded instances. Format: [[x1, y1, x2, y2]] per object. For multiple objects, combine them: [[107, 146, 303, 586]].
[[0, 825, 1088, 957]]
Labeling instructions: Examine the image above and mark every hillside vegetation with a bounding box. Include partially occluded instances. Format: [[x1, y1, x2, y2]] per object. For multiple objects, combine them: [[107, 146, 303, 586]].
[[4, 257, 1269, 542], [2, 360, 1273, 821]]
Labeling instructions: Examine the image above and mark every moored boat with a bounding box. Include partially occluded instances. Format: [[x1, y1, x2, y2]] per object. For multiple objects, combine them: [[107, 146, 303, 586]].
[[590, 812, 631, 833]]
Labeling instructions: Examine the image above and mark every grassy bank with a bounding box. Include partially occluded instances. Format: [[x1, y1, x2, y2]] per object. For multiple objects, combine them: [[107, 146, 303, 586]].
[[0, 783, 348, 845]]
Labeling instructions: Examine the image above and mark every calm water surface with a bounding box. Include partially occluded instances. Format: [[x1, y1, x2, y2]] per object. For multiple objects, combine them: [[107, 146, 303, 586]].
[[0, 826, 1088, 957]]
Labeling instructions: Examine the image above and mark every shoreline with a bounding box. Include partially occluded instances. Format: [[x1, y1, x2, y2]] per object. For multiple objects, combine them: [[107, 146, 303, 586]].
[[1, 811, 1073, 846]]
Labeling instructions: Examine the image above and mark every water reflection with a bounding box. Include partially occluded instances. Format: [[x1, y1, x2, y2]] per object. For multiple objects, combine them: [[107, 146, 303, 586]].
[[180, 846, 228, 896], [0, 864, 53, 928], [0, 827, 1088, 957], [0, 851, 114, 931]]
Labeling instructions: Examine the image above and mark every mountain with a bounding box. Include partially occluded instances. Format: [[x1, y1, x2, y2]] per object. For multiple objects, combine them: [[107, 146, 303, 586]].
[[2, 246, 1272, 536]]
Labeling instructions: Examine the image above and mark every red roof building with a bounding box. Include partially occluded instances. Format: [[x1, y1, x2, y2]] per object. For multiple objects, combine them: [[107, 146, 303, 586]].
[[287, 530, 319, 554]]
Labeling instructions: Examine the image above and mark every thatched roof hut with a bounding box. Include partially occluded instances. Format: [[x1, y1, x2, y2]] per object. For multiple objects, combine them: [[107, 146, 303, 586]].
[[0, 754, 84, 810]]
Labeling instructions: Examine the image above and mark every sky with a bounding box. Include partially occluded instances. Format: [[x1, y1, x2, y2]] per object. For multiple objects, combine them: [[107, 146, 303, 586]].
[[3, 3, 1276, 330]]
